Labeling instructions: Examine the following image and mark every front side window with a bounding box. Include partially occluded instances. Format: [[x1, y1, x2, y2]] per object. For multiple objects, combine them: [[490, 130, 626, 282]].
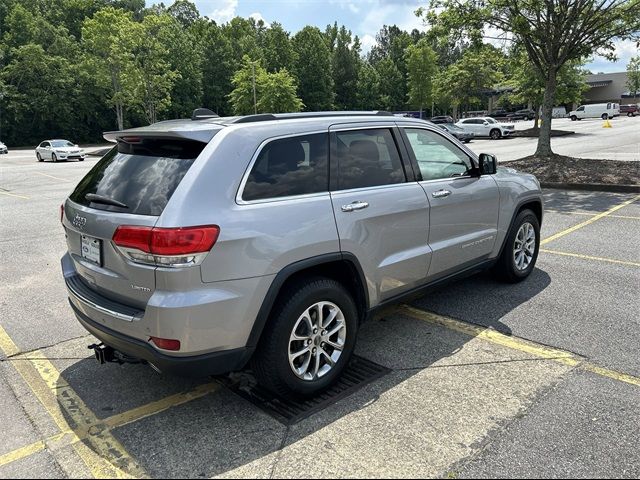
[[334, 128, 406, 190], [577, 106, 585, 111], [403, 128, 473, 181], [242, 133, 328, 201], [41, 141, 50, 148]]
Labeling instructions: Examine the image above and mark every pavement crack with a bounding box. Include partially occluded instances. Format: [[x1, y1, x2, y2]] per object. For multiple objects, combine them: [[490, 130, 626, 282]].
[[393, 357, 568, 372], [3, 334, 93, 360], [268, 426, 290, 479]]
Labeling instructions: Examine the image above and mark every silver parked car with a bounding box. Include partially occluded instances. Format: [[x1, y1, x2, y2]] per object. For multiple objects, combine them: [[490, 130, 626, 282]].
[[61, 110, 543, 397], [36, 139, 85, 162], [456, 117, 515, 139], [0, 141, 7, 154]]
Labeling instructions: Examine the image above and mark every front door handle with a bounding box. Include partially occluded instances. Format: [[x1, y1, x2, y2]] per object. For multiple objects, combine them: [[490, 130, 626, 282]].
[[432, 189, 451, 198], [341, 201, 369, 212]]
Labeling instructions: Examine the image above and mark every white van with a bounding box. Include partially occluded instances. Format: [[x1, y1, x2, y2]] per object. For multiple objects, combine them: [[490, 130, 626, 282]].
[[569, 103, 620, 121]]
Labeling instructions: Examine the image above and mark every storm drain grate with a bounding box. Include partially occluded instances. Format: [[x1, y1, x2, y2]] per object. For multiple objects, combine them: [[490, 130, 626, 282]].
[[218, 355, 391, 425]]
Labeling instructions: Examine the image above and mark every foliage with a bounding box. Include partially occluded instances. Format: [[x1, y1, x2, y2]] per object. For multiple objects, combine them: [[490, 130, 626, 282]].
[[292, 26, 334, 111], [405, 39, 438, 112], [627, 56, 640, 97]]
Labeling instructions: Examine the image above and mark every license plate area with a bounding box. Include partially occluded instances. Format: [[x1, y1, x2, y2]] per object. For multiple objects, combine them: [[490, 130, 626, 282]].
[[81, 235, 102, 266]]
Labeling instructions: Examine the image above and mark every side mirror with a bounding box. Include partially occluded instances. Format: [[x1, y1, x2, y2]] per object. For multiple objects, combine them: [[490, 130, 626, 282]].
[[479, 153, 497, 175], [483, 121, 489, 126]]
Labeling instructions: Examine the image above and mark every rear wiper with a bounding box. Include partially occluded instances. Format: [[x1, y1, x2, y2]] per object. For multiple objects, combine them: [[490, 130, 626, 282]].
[[85, 193, 128, 209]]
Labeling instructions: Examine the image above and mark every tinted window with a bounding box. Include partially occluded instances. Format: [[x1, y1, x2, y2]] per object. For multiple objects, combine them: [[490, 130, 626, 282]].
[[334, 128, 406, 190], [52, 140, 74, 147], [41, 141, 50, 147], [577, 106, 585, 111], [404, 128, 472, 181], [69, 138, 205, 216], [242, 133, 328, 201]]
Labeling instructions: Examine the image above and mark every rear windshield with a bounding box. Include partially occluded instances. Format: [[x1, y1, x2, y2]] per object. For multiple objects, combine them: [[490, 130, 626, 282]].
[[69, 138, 205, 216]]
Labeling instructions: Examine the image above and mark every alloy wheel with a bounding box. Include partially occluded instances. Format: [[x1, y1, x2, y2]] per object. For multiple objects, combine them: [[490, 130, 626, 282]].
[[513, 222, 536, 271], [288, 301, 346, 381]]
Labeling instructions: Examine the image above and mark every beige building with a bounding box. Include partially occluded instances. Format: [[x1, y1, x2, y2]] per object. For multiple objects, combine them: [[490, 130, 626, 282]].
[[583, 72, 639, 105]]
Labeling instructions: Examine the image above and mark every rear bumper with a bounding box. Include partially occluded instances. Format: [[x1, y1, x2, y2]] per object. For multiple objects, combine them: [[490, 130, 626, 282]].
[[69, 299, 252, 376]]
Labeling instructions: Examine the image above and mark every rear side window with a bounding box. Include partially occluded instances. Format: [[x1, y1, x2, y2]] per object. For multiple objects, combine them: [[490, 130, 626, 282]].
[[334, 128, 406, 190], [242, 133, 328, 201], [69, 138, 205, 216]]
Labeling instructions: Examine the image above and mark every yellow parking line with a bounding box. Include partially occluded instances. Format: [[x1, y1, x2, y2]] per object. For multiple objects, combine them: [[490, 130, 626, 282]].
[[0, 381, 219, 470], [28, 356, 147, 478], [0, 190, 29, 200], [34, 171, 69, 182], [541, 249, 640, 267], [545, 210, 640, 220], [0, 440, 46, 467], [0, 324, 20, 357], [541, 194, 640, 245], [399, 305, 640, 387]]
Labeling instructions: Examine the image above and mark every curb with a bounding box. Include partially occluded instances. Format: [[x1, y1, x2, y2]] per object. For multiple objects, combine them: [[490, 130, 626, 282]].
[[541, 182, 640, 193]]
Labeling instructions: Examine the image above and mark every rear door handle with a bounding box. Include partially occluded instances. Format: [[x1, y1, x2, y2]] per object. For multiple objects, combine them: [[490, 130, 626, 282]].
[[432, 189, 451, 198], [341, 201, 369, 212]]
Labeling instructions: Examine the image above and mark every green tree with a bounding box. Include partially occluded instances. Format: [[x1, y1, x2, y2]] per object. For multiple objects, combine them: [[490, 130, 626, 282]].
[[82, 7, 139, 130], [257, 69, 304, 113], [131, 13, 180, 124], [627, 56, 640, 97], [292, 26, 333, 111], [375, 57, 405, 111], [405, 39, 438, 116], [433, 46, 504, 118], [423, 0, 640, 157], [356, 62, 382, 110], [167, 0, 199, 28], [328, 24, 361, 110], [228, 55, 264, 115], [368, 25, 413, 108], [263, 22, 295, 73], [198, 20, 234, 115]]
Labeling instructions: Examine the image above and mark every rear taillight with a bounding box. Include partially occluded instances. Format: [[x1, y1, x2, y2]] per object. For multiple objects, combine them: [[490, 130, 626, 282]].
[[112, 225, 219, 267], [150, 336, 181, 351]]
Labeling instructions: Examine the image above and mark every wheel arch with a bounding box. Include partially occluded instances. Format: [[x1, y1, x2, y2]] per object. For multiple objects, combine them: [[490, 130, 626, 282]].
[[497, 198, 543, 258], [246, 253, 369, 350]]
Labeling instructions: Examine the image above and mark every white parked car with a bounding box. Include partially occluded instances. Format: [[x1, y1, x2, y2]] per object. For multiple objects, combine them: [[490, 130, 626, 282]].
[[36, 140, 85, 162], [0, 141, 7, 154], [568, 103, 620, 121], [455, 117, 515, 140]]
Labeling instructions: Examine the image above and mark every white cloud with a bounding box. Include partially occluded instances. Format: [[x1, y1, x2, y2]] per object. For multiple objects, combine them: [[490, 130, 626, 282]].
[[209, 0, 238, 23], [249, 12, 271, 27], [358, 1, 425, 39], [360, 34, 377, 54]]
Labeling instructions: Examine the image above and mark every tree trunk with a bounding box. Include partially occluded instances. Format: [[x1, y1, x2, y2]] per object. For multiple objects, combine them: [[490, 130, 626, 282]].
[[533, 105, 540, 133], [535, 68, 557, 158], [115, 103, 124, 131]]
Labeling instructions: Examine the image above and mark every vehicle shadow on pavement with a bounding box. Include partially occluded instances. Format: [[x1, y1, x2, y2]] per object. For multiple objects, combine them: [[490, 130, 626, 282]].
[[543, 188, 635, 213], [55, 268, 551, 477]]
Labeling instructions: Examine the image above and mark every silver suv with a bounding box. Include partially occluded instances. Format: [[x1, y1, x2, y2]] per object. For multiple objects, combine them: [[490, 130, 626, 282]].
[[61, 111, 543, 397]]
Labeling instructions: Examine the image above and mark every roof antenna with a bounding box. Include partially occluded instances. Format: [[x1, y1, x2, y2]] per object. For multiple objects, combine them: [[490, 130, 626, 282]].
[[191, 108, 219, 120]]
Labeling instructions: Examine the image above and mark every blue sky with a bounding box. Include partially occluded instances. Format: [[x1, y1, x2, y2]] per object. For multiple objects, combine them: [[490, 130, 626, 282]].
[[150, 1, 635, 73]]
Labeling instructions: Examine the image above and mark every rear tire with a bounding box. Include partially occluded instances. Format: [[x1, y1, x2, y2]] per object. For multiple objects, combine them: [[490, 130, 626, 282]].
[[493, 209, 540, 283], [251, 277, 358, 398], [490, 129, 501, 140]]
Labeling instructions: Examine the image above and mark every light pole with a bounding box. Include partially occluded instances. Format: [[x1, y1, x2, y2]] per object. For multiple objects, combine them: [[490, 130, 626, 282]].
[[251, 63, 257, 115]]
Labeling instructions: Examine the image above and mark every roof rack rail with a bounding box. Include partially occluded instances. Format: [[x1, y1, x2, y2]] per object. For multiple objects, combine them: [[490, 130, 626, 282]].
[[229, 111, 395, 124], [191, 108, 220, 120]]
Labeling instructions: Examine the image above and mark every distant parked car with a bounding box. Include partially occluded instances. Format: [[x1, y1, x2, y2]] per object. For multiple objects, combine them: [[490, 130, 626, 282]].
[[456, 117, 515, 139], [438, 123, 474, 143], [0, 141, 7, 154], [568, 102, 620, 121], [429, 115, 454, 124], [488, 109, 511, 119], [620, 104, 638, 117], [36, 140, 85, 162], [507, 109, 536, 121]]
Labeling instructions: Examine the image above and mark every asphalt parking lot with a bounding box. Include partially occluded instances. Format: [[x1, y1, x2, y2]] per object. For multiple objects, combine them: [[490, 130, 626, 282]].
[[1, 150, 639, 478], [465, 114, 640, 162]]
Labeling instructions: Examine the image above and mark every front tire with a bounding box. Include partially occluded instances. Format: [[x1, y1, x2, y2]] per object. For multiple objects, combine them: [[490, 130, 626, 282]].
[[251, 277, 358, 397], [570, 115, 577, 121], [490, 129, 501, 140], [52, 153, 57, 163], [37, 153, 43, 162], [601, 113, 608, 120], [493, 209, 540, 283]]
